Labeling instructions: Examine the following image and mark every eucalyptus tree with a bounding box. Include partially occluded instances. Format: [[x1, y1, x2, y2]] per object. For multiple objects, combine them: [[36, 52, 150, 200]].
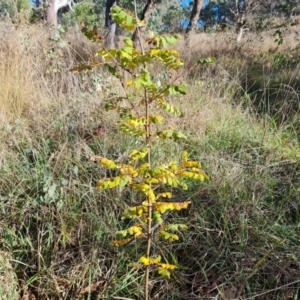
[[185, 0, 204, 46], [46, 0, 74, 26]]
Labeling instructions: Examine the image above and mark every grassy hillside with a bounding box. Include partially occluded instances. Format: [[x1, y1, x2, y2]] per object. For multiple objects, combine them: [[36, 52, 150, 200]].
[[0, 21, 300, 299]]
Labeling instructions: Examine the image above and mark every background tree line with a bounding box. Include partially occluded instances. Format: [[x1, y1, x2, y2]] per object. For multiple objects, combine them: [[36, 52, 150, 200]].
[[1, 0, 300, 33], [1, 0, 300, 46]]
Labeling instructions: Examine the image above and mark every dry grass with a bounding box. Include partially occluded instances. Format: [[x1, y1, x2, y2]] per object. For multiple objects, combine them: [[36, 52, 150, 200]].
[[0, 251, 18, 299], [176, 20, 300, 60]]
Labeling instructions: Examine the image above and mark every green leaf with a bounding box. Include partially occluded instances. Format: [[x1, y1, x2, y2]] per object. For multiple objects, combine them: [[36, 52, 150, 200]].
[[70, 64, 93, 73], [124, 38, 133, 47], [160, 230, 179, 242], [157, 267, 171, 279], [173, 131, 187, 140], [111, 6, 141, 31], [105, 102, 115, 111], [81, 26, 102, 43], [174, 85, 187, 95], [153, 211, 163, 225], [165, 35, 178, 45], [164, 224, 188, 231], [197, 57, 215, 64], [119, 175, 132, 188], [129, 148, 148, 162], [106, 65, 119, 77]]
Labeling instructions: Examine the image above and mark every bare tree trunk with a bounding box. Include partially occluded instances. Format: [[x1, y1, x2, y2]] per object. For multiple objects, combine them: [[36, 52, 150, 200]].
[[230, 0, 261, 44], [46, 0, 58, 26], [105, 0, 118, 48], [105, 22, 117, 48], [236, 23, 249, 44], [185, 0, 204, 47], [45, 0, 74, 27], [132, 0, 156, 49]]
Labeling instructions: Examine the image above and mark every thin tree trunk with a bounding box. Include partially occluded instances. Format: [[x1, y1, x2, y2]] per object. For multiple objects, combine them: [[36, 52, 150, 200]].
[[105, 22, 117, 48], [132, 0, 156, 49], [46, 0, 58, 26], [105, 0, 118, 48], [185, 0, 204, 47], [237, 27, 244, 43], [46, 0, 74, 27]]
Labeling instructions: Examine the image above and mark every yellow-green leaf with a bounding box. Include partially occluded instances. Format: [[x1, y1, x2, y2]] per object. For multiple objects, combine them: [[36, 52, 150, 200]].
[[164, 224, 188, 231], [153, 211, 163, 225], [157, 267, 171, 279], [132, 184, 155, 201], [123, 205, 147, 218], [156, 192, 172, 200], [97, 176, 122, 189], [160, 230, 179, 242], [129, 148, 148, 162]]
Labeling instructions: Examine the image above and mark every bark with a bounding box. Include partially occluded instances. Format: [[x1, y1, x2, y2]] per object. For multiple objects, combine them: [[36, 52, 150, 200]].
[[185, 0, 204, 47], [46, 0, 74, 26], [105, 0, 118, 48], [235, 16, 247, 43], [230, 0, 261, 44], [105, 0, 117, 27], [46, 0, 58, 26], [132, 0, 156, 49]]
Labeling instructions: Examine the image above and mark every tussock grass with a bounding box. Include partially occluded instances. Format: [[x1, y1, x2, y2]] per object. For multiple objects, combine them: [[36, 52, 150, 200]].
[[0, 22, 300, 299]]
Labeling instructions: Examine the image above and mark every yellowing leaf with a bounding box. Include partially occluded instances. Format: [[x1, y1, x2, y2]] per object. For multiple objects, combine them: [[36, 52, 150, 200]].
[[132, 184, 155, 201], [156, 262, 177, 278], [168, 161, 178, 172], [139, 256, 150, 265], [139, 255, 161, 266], [181, 151, 188, 162], [129, 148, 148, 162], [153, 255, 162, 263], [156, 192, 172, 200], [123, 205, 147, 218], [126, 79, 134, 86], [119, 165, 138, 177], [119, 121, 146, 136], [137, 163, 150, 176], [149, 115, 164, 124], [112, 238, 132, 246], [173, 201, 191, 210], [99, 157, 117, 169], [153, 201, 191, 214], [178, 170, 208, 181], [159, 263, 177, 270], [127, 225, 143, 236], [97, 176, 122, 189], [145, 178, 159, 184], [181, 161, 202, 168], [91, 156, 117, 168]]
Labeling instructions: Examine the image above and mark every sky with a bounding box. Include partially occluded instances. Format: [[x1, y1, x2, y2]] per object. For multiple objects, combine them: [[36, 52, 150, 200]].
[[181, 0, 209, 9], [181, 0, 191, 8]]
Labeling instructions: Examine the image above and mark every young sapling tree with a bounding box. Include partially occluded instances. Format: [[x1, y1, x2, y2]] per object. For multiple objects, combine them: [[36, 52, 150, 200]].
[[72, 5, 209, 299]]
